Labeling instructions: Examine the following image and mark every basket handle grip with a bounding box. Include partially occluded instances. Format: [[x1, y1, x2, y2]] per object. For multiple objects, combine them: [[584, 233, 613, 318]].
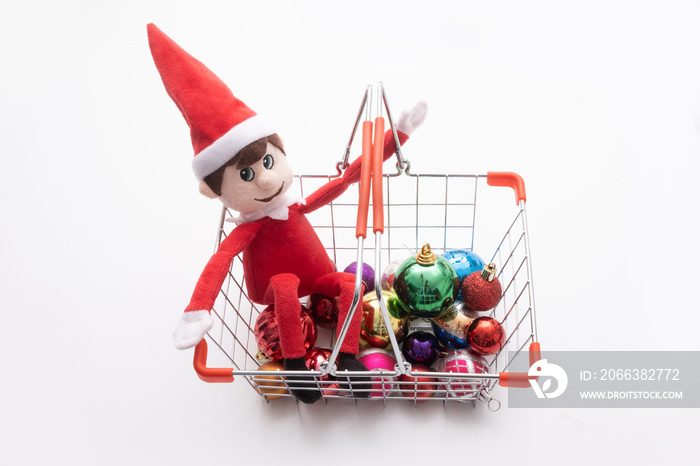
[[355, 120, 374, 239], [193, 339, 234, 383], [487, 171, 527, 205], [498, 342, 540, 388], [372, 116, 385, 233]]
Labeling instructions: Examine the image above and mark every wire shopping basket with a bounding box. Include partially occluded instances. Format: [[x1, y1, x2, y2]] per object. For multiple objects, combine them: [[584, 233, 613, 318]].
[[190, 85, 541, 409]]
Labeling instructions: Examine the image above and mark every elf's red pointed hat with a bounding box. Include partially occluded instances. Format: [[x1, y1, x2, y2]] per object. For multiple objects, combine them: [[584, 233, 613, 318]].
[[147, 23, 275, 181]]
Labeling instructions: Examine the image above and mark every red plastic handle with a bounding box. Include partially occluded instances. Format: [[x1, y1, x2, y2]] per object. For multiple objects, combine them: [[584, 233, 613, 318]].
[[355, 120, 373, 239], [497, 342, 541, 388], [487, 172, 526, 205], [193, 339, 234, 383], [372, 116, 385, 233]]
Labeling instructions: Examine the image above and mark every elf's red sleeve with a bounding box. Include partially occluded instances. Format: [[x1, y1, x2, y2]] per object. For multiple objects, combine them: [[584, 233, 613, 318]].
[[300, 130, 409, 214], [184, 220, 262, 313]]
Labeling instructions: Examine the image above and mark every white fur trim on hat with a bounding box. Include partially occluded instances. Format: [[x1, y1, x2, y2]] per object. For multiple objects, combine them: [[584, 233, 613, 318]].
[[192, 115, 276, 181]]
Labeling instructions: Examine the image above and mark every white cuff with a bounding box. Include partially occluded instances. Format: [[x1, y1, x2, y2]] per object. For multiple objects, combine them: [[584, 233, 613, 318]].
[[396, 101, 428, 136], [173, 310, 213, 350]]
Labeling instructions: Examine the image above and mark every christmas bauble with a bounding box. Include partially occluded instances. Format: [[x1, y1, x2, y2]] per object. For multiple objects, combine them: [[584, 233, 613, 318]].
[[399, 363, 438, 401], [307, 293, 339, 329], [381, 258, 405, 292], [305, 347, 339, 396], [461, 263, 502, 312], [356, 348, 398, 397], [254, 305, 317, 360], [430, 302, 478, 350], [255, 360, 288, 400], [436, 349, 489, 397], [401, 331, 440, 366], [466, 316, 506, 355], [442, 249, 486, 298], [386, 291, 410, 319], [393, 244, 459, 318], [360, 290, 408, 349], [344, 261, 375, 293]]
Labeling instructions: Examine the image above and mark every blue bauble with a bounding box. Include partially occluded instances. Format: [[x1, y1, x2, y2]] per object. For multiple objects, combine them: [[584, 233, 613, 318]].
[[442, 250, 486, 298]]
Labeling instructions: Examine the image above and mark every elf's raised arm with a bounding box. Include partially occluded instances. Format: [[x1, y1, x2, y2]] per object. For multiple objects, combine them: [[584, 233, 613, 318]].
[[173, 221, 262, 349], [301, 101, 427, 214]]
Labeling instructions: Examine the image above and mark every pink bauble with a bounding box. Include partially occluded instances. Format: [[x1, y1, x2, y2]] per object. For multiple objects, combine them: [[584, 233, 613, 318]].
[[356, 348, 398, 397], [436, 350, 489, 397]]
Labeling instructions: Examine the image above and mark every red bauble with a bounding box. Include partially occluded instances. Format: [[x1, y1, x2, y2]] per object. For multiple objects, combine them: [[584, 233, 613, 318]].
[[305, 347, 332, 371], [466, 316, 505, 355], [307, 293, 339, 329], [461, 263, 502, 312], [399, 364, 438, 401], [304, 347, 339, 396], [254, 305, 317, 360]]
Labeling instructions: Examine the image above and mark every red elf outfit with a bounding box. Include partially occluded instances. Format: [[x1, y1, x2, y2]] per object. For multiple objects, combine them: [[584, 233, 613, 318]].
[[148, 24, 427, 403]]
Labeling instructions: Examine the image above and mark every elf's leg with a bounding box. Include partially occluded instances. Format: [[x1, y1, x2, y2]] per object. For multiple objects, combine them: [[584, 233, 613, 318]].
[[312, 272, 371, 397], [264, 273, 322, 404]]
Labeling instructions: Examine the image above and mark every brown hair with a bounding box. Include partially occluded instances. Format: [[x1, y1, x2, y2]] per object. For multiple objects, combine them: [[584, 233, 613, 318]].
[[203, 133, 285, 196]]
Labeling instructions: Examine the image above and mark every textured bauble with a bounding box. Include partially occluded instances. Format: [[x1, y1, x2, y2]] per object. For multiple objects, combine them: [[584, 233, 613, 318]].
[[442, 249, 486, 298], [307, 293, 339, 329], [255, 361, 288, 400], [430, 302, 479, 350], [304, 348, 339, 396], [466, 316, 506, 355], [254, 305, 317, 360], [381, 258, 406, 292], [360, 291, 408, 349], [401, 331, 441, 366], [393, 244, 459, 318], [461, 263, 502, 312], [356, 348, 398, 397], [399, 364, 438, 401], [436, 350, 489, 397], [344, 261, 375, 293]]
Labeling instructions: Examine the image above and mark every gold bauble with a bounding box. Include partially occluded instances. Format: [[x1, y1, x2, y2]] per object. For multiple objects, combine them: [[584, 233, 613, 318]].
[[255, 361, 288, 400], [360, 290, 408, 349]]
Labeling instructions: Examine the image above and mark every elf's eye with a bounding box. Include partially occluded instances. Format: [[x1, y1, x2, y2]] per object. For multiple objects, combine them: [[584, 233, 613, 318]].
[[240, 167, 255, 182], [262, 154, 274, 170]]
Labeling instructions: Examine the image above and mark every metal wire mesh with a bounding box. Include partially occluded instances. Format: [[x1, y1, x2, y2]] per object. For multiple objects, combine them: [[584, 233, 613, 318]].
[[201, 171, 536, 406]]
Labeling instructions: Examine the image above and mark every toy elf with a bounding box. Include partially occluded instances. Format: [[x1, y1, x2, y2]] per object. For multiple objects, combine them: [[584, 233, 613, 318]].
[[147, 24, 427, 403]]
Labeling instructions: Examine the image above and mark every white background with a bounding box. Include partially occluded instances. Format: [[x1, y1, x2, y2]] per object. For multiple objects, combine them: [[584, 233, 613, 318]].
[[2, 1, 698, 464]]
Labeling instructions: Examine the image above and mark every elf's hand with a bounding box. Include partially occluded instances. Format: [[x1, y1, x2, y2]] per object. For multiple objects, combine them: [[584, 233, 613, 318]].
[[173, 310, 213, 349], [396, 100, 428, 136], [339, 101, 428, 186]]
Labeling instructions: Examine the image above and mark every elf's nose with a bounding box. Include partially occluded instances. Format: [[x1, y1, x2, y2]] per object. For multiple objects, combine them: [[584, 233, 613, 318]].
[[255, 169, 278, 190]]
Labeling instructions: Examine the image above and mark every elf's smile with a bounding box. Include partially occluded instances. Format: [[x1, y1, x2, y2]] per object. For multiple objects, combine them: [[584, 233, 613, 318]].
[[255, 182, 284, 203]]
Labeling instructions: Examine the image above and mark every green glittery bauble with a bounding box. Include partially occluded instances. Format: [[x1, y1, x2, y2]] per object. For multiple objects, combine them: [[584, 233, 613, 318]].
[[393, 244, 459, 318]]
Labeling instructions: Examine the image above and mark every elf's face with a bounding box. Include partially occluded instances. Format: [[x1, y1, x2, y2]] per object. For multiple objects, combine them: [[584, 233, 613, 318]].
[[218, 142, 294, 213]]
